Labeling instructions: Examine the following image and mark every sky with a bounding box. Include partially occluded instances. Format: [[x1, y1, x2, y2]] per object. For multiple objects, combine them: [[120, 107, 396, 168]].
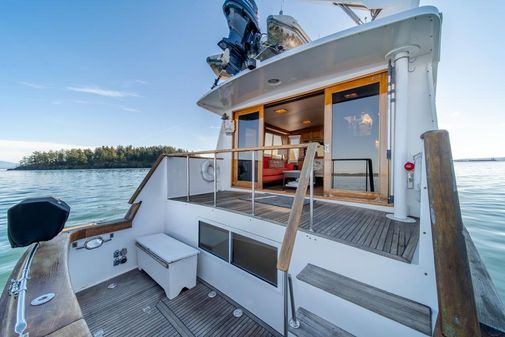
[[0, 0, 504, 162]]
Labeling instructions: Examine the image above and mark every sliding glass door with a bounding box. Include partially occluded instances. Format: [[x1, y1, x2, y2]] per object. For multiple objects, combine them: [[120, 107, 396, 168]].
[[233, 106, 264, 188], [324, 72, 388, 200]]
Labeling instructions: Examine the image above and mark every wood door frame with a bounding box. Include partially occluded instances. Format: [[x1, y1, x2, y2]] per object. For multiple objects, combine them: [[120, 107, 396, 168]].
[[232, 105, 264, 189], [323, 72, 389, 201]]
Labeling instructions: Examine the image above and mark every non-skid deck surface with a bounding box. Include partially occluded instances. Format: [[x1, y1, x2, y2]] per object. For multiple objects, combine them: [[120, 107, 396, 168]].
[[172, 191, 419, 263], [76, 269, 281, 337]]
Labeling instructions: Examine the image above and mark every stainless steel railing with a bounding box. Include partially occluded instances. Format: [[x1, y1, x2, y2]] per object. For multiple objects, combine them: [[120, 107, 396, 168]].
[[9, 242, 39, 337], [169, 143, 320, 337]]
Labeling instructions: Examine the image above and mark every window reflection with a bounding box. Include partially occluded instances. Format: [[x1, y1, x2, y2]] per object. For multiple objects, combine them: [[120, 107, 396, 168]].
[[331, 83, 380, 192]]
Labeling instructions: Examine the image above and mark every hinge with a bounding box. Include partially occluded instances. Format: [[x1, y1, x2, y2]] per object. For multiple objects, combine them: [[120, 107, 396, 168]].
[[386, 150, 391, 160], [388, 195, 394, 204]]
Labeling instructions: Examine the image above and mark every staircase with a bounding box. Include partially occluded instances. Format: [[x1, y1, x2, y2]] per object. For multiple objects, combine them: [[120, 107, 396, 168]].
[[289, 264, 432, 337]]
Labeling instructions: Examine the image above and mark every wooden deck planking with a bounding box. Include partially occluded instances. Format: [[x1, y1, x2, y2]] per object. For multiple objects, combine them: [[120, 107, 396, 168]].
[[171, 191, 419, 263], [297, 264, 432, 335], [77, 269, 281, 337]]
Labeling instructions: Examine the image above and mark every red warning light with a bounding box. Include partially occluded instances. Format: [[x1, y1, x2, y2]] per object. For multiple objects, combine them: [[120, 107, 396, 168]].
[[404, 162, 415, 171]]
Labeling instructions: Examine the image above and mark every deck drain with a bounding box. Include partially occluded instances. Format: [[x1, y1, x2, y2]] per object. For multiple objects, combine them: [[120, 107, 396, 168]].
[[93, 329, 104, 337], [233, 309, 243, 318], [208, 291, 217, 298], [107, 283, 117, 289]]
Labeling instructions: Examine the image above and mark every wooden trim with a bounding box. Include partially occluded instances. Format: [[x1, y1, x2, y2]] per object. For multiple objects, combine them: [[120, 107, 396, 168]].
[[264, 123, 290, 136], [129, 155, 165, 204], [66, 202, 141, 242], [277, 143, 318, 272], [168, 144, 310, 156], [423, 130, 481, 337], [323, 71, 389, 200]]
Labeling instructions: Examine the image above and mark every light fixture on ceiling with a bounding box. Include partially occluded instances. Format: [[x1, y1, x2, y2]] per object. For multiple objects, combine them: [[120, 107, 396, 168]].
[[344, 92, 359, 99], [274, 108, 288, 114], [267, 78, 282, 86], [302, 119, 312, 125]]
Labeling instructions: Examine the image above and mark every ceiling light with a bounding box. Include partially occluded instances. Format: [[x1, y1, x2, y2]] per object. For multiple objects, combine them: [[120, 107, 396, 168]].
[[274, 108, 288, 114], [267, 78, 282, 86], [302, 120, 312, 125], [344, 92, 359, 99]]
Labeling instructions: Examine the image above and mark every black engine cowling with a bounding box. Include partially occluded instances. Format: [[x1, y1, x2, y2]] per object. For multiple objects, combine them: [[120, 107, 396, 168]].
[[218, 0, 262, 75], [7, 197, 70, 248]]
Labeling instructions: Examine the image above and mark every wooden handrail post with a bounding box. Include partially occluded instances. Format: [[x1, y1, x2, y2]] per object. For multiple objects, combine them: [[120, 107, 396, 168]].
[[277, 142, 318, 272], [422, 130, 481, 337]]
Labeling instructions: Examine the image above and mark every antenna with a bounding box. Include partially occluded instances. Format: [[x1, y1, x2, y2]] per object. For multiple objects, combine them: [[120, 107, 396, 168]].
[[280, 0, 285, 15]]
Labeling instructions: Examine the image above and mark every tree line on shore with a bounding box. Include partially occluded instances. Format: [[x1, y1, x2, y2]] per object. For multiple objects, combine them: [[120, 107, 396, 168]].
[[15, 145, 188, 170]]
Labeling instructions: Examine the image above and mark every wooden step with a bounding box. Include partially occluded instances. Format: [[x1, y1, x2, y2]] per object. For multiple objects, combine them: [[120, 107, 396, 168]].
[[289, 307, 355, 337], [297, 264, 432, 335]]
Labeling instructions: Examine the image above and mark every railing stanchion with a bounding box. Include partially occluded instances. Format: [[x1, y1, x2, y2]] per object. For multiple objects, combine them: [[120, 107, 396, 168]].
[[283, 271, 289, 337], [213, 153, 217, 207], [288, 273, 300, 329], [186, 155, 190, 202], [251, 151, 255, 216], [310, 163, 314, 232]]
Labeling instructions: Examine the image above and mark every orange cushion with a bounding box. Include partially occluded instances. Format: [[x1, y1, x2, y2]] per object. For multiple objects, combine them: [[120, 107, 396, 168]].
[[263, 168, 284, 176]]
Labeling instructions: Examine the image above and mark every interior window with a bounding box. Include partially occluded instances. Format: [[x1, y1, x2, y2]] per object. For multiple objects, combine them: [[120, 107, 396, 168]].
[[264, 132, 283, 159], [198, 221, 229, 261], [231, 233, 278, 286]]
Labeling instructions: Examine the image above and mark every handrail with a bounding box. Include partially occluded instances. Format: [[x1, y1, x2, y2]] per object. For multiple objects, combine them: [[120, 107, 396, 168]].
[[422, 130, 481, 337], [277, 142, 318, 272], [332, 158, 375, 192], [166, 143, 311, 156]]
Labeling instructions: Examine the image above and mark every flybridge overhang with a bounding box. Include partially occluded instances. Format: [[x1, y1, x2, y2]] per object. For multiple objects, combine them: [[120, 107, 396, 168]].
[[198, 6, 441, 115]]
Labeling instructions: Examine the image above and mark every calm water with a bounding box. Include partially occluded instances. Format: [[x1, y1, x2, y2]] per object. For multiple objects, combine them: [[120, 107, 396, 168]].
[[0, 163, 504, 301]]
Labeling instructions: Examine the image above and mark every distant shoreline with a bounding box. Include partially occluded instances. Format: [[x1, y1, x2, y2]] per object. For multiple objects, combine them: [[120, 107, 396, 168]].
[[454, 158, 505, 163], [9, 163, 153, 171]]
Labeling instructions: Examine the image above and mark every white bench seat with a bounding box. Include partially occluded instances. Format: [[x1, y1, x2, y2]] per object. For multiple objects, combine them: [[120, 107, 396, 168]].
[[136, 233, 199, 299]]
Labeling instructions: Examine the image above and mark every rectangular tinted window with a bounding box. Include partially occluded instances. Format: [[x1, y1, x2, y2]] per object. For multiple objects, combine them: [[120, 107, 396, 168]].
[[199, 221, 229, 261], [232, 233, 277, 286]]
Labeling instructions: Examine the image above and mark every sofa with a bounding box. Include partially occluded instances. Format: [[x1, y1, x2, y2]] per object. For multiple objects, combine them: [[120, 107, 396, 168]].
[[262, 157, 296, 184]]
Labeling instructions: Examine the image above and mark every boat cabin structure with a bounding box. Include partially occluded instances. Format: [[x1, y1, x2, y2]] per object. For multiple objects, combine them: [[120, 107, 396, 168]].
[[2, 2, 505, 337]]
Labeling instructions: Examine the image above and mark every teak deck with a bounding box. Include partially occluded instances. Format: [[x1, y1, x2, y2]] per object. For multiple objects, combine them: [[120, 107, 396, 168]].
[[77, 269, 281, 337], [171, 191, 419, 263]]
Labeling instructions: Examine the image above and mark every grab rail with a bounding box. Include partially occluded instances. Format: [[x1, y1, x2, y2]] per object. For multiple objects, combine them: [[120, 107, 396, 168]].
[[422, 130, 481, 337], [9, 242, 39, 337]]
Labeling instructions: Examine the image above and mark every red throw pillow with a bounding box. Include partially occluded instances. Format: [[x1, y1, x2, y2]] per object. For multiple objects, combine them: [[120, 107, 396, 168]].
[[263, 156, 271, 169]]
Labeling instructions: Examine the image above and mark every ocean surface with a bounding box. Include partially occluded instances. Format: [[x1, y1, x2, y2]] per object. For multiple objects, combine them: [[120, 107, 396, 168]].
[[0, 163, 504, 302]]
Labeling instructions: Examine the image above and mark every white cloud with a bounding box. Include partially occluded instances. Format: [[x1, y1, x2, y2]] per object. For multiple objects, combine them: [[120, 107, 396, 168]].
[[67, 86, 139, 98], [121, 107, 141, 113], [18, 81, 48, 89], [0, 140, 95, 163]]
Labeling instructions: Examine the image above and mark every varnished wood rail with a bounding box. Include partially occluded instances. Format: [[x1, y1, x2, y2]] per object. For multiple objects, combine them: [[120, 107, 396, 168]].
[[277, 142, 318, 272], [64, 202, 141, 242], [422, 130, 481, 337]]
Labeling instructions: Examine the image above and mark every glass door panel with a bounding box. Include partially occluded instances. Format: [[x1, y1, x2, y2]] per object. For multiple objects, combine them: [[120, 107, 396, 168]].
[[233, 107, 263, 187], [332, 83, 380, 192], [324, 73, 388, 199]]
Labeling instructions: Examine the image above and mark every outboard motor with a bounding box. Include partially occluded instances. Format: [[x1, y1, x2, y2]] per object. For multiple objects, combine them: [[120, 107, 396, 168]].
[[7, 197, 70, 247], [208, 0, 262, 79]]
